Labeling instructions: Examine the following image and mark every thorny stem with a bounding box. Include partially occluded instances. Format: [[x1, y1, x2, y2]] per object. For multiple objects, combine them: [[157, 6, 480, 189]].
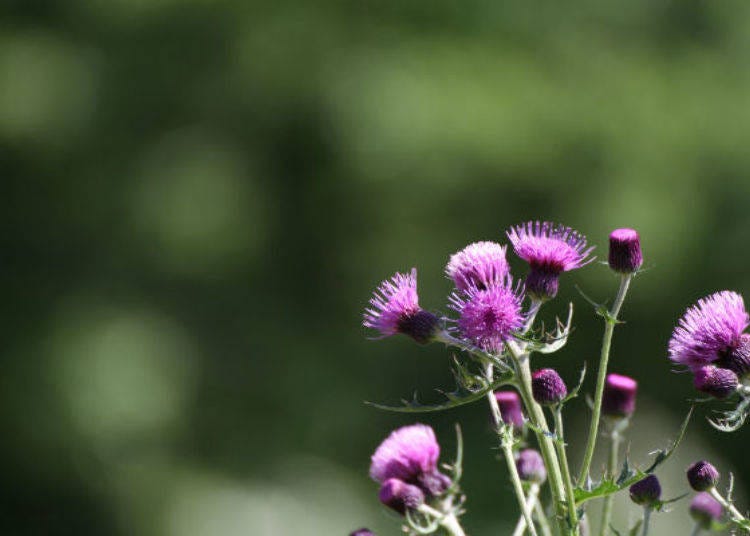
[[708, 487, 750, 532], [640, 507, 652, 536], [487, 364, 538, 536], [416, 504, 467, 536], [508, 343, 571, 535], [512, 483, 540, 536], [598, 429, 621, 536], [552, 407, 579, 533], [577, 274, 633, 484]]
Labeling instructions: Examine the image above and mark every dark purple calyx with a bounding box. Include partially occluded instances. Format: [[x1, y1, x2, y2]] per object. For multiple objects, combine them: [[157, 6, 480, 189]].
[[687, 460, 719, 491], [378, 478, 425, 514], [629, 475, 661, 507], [525, 266, 560, 301], [397, 310, 439, 344], [602, 373, 637, 418], [693, 366, 739, 399], [715, 333, 750, 377], [608, 228, 643, 274], [417, 470, 452, 496], [350, 529, 376, 536], [531, 368, 568, 406]]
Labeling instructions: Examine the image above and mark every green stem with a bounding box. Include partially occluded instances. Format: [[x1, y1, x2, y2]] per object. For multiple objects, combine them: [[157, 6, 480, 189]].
[[553, 407, 580, 533], [598, 430, 621, 536], [534, 497, 553, 536], [512, 483, 540, 536], [690, 524, 701, 536], [508, 345, 570, 534], [577, 274, 632, 483], [417, 504, 467, 536], [708, 487, 750, 531], [487, 365, 538, 536], [641, 507, 651, 536]]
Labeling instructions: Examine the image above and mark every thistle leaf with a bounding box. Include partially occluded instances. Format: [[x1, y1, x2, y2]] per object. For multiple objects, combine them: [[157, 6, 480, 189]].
[[522, 302, 575, 355], [708, 395, 750, 432]]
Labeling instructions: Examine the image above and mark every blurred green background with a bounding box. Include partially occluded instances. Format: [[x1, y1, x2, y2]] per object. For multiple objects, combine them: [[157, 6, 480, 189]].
[[3, 0, 750, 534]]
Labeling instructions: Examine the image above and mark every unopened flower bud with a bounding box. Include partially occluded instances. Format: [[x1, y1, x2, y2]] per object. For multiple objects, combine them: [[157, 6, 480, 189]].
[[608, 228, 643, 274], [629, 475, 661, 507], [378, 478, 424, 514], [516, 449, 546, 484], [350, 530, 375, 536], [687, 460, 719, 491], [602, 373, 637, 418], [689, 492, 723, 529], [693, 366, 738, 399], [494, 390, 525, 429], [531, 368, 568, 406]]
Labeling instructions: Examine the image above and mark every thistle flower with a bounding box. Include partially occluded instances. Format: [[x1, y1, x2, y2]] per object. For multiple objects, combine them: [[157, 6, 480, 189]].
[[601, 373, 638, 418], [668, 291, 750, 368], [363, 269, 439, 344], [693, 365, 738, 399], [716, 332, 750, 377], [689, 492, 723, 529], [608, 228, 643, 274], [350, 529, 375, 536], [629, 475, 661, 507], [531, 368, 568, 406], [494, 390, 525, 429], [369, 424, 450, 496], [378, 478, 425, 514], [687, 460, 719, 491], [516, 449, 546, 484], [449, 278, 525, 353], [446, 241, 510, 291], [507, 221, 594, 301]]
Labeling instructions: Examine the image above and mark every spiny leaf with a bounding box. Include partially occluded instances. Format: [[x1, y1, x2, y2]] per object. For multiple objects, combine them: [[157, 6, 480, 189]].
[[521, 302, 575, 355], [709, 395, 750, 432], [562, 362, 587, 404], [575, 285, 620, 324]]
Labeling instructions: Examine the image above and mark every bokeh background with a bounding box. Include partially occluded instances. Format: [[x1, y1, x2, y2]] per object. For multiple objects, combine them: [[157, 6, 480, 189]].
[[3, 0, 750, 534]]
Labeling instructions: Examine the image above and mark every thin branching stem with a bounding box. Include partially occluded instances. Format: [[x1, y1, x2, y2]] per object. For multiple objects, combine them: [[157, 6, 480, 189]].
[[553, 406, 579, 533], [598, 429, 621, 536], [416, 504, 467, 536], [709, 487, 750, 532], [640, 507, 652, 536], [512, 483, 540, 536]]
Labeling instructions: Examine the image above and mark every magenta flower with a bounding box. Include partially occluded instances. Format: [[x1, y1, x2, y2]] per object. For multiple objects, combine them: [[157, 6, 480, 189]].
[[449, 278, 525, 353], [531, 368, 568, 406], [507, 221, 594, 300], [516, 449, 546, 484], [446, 241, 510, 291], [363, 269, 439, 343], [690, 492, 723, 529], [370, 424, 450, 497], [693, 366, 738, 399], [668, 291, 750, 368], [378, 478, 425, 514], [601, 373, 638, 418], [608, 228, 643, 274], [494, 390, 525, 429]]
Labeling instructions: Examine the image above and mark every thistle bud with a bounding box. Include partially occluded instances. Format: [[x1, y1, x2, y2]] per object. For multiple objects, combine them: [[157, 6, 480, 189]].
[[516, 449, 546, 484], [689, 492, 723, 529], [494, 390, 525, 429], [417, 470, 452, 497], [686, 460, 719, 491], [716, 333, 750, 377], [531, 368, 568, 406], [608, 228, 643, 274], [350, 530, 376, 536], [601, 373, 637, 418], [629, 475, 661, 507], [378, 478, 424, 514], [693, 366, 738, 399]]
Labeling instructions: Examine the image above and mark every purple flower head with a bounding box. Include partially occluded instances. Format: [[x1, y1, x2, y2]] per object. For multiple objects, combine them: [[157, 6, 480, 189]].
[[531, 368, 568, 406], [608, 228, 643, 274], [449, 278, 525, 353], [687, 460, 719, 491], [446, 241, 510, 291], [716, 333, 750, 377], [378, 478, 424, 514], [516, 449, 546, 484], [693, 365, 738, 399], [602, 373, 638, 418], [668, 291, 750, 368], [494, 390, 525, 429], [507, 221, 594, 301], [370, 424, 440, 485], [350, 530, 376, 536], [629, 475, 661, 507], [689, 492, 723, 529], [364, 269, 439, 344]]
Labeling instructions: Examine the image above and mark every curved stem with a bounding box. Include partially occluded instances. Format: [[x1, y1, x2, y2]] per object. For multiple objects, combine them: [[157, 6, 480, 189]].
[[417, 504, 467, 536], [553, 407, 579, 533], [534, 497, 553, 536], [708, 487, 750, 531], [640, 507, 651, 536], [577, 274, 632, 483], [598, 430, 621, 536], [487, 364, 538, 536], [512, 483, 540, 536]]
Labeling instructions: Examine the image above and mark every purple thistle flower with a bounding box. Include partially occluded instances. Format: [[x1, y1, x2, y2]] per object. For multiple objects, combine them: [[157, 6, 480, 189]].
[[494, 390, 525, 429], [370, 423, 450, 497], [629, 475, 661, 507], [608, 228, 643, 274], [668, 291, 750, 368], [446, 241, 510, 291], [687, 460, 719, 491], [350, 530, 376, 536], [693, 365, 738, 399], [449, 278, 525, 353], [601, 373, 638, 418], [363, 269, 439, 344], [716, 333, 750, 377], [516, 449, 546, 484], [507, 221, 594, 301], [378, 478, 425, 514], [531, 368, 568, 406], [689, 492, 723, 529]]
